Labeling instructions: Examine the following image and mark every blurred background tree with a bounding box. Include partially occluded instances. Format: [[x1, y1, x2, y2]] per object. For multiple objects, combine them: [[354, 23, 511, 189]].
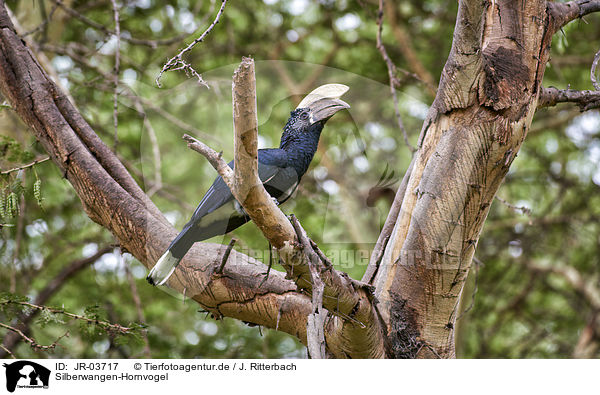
[[0, 0, 598, 358]]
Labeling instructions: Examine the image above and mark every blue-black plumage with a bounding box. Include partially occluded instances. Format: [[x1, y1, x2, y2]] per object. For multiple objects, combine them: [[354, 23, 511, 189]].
[[147, 84, 350, 286]]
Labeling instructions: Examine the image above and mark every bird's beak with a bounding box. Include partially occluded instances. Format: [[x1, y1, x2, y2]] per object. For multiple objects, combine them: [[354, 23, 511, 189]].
[[296, 83, 350, 124], [306, 97, 350, 124]]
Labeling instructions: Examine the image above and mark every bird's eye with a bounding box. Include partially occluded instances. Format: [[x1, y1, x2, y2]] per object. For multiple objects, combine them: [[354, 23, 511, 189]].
[[300, 112, 309, 121]]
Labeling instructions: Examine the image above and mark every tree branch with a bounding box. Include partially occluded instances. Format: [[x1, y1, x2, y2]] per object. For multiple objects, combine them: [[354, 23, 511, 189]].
[[0, 2, 312, 345], [49, 0, 193, 48], [0, 2, 386, 357], [183, 58, 386, 358], [373, 0, 549, 358], [231, 57, 298, 249], [0, 156, 49, 175], [155, 0, 228, 87], [0, 322, 67, 352], [548, 0, 600, 32], [538, 86, 600, 111], [0, 246, 111, 357]]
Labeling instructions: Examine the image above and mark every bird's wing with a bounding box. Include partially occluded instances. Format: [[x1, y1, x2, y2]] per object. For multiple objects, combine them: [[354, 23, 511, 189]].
[[189, 149, 298, 222], [258, 149, 299, 204], [189, 160, 236, 222]]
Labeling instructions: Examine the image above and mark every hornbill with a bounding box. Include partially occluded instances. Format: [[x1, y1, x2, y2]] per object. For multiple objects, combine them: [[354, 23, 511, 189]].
[[147, 84, 350, 285]]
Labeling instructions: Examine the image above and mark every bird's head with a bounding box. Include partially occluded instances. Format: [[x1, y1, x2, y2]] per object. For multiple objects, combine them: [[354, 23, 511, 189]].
[[292, 83, 350, 127], [281, 84, 350, 149]]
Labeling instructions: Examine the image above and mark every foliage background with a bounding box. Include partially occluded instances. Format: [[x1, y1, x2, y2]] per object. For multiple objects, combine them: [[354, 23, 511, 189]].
[[0, 0, 599, 358]]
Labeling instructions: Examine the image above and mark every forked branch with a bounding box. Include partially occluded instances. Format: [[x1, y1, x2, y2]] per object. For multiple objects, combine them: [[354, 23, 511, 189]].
[[538, 86, 600, 111], [183, 58, 385, 358]]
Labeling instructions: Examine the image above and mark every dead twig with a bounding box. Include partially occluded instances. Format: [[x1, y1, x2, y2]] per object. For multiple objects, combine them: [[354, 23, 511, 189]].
[[183, 134, 234, 184], [0, 322, 68, 352], [1, 157, 50, 175], [538, 86, 600, 111], [0, 343, 15, 358], [0, 300, 131, 335], [495, 196, 533, 217], [156, 0, 228, 87]]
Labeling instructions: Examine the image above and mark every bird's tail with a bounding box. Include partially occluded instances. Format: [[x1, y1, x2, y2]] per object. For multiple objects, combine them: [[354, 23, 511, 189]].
[[147, 225, 196, 286], [146, 250, 180, 286]]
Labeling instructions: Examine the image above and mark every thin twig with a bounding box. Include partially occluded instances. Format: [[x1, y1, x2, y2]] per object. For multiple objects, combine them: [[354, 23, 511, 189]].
[[0, 322, 67, 352], [375, 0, 415, 152], [111, 0, 121, 152], [538, 86, 600, 111], [156, 0, 228, 87], [363, 157, 415, 283], [0, 300, 131, 335], [216, 238, 237, 274], [1, 157, 49, 174], [424, 343, 442, 359], [309, 239, 333, 269], [0, 343, 15, 358], [258, 243, 274, 287], [183, 134, 234, 185], [495, 196, 533, 217]]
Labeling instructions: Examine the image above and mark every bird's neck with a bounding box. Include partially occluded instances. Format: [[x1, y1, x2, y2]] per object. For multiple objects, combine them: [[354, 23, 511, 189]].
[[279, 123, 323, 176]]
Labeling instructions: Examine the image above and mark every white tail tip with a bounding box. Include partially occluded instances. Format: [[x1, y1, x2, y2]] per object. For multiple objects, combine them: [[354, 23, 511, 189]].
[[147, 250, 179, 286]]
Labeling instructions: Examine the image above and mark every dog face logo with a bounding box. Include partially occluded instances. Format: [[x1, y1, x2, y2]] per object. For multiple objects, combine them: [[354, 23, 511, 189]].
[[3, 361, 50, 392]]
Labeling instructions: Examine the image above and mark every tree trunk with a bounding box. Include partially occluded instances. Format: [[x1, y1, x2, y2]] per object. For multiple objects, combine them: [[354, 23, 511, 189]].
[[372, 0, 563, 358]]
